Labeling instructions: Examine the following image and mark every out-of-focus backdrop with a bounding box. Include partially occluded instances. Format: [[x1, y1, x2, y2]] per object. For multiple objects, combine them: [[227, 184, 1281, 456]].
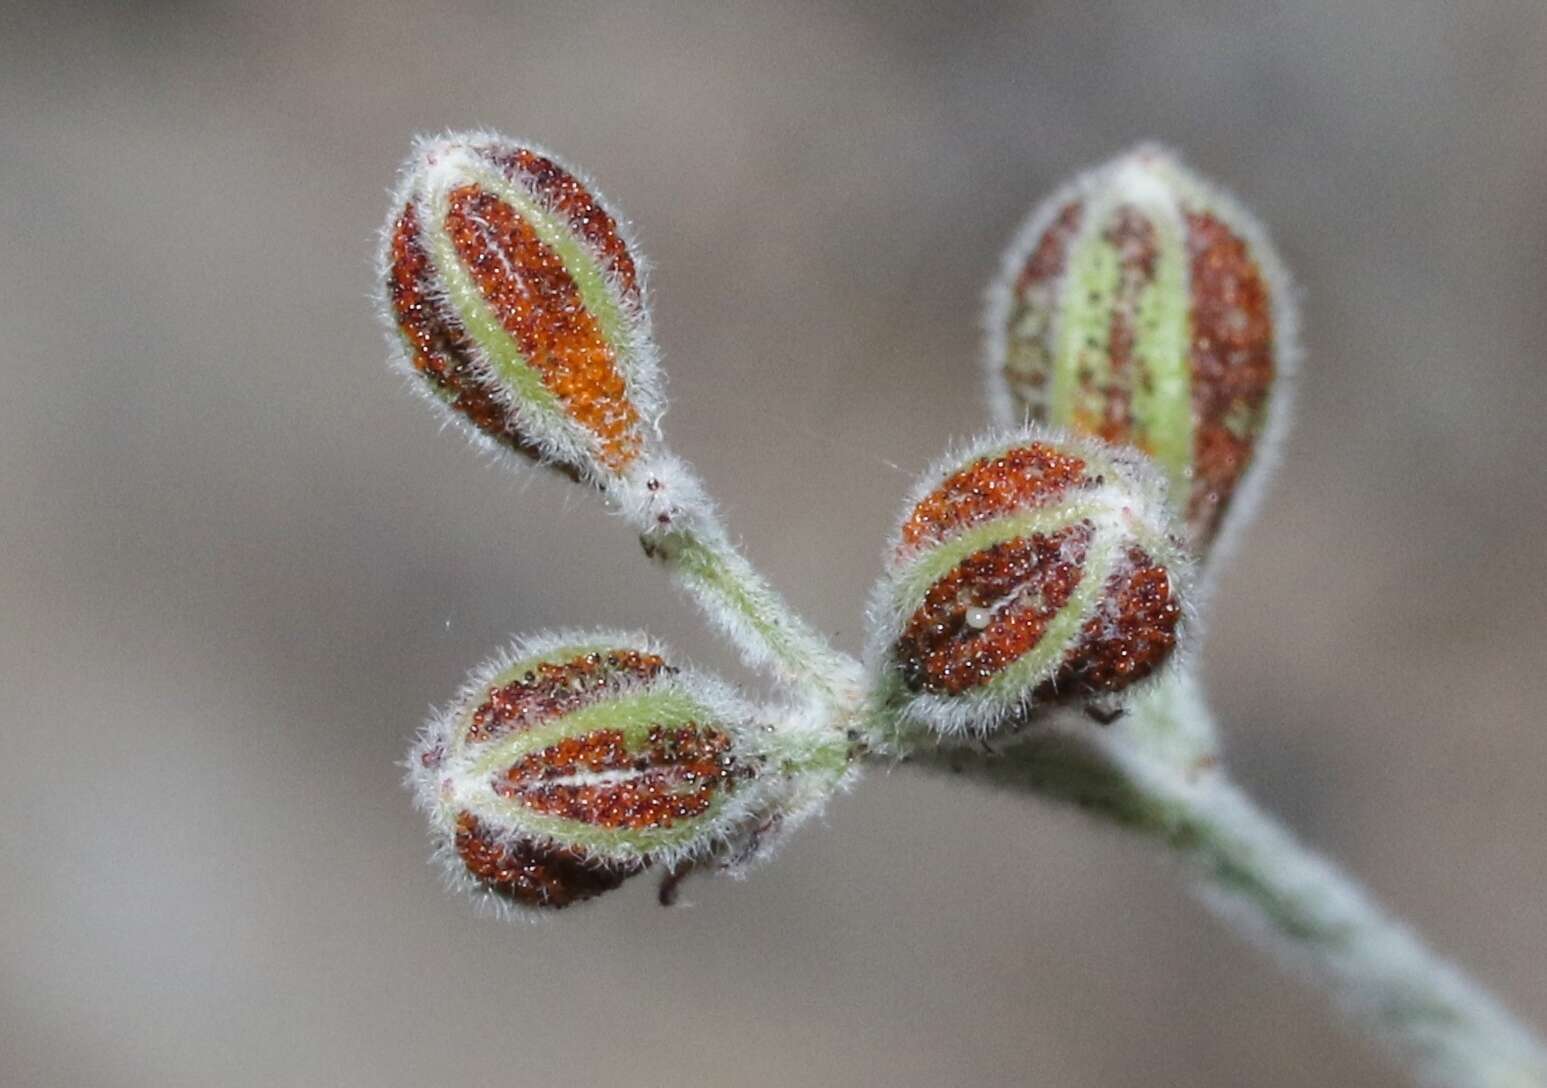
[[3, 2, 1545, 1085]]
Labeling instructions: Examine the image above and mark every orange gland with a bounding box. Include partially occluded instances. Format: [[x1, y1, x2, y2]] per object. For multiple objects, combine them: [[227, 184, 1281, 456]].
[[984, 144, 1295, 554], [408, 631, 769, 913], [868, 428, 1191, 737], [379, 132, 662, 485]]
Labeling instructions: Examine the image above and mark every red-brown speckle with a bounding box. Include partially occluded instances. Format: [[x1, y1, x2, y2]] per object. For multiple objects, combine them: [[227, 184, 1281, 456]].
[[387, 203, 537, 451], [1014, 200, 1083, 297], [466, 649, 668, 745], [1006, 201, 1083, 406], [1047, 546, 1180, 696], [1073, 206, 1158, 443], [444, 184, 642, 470], [895, 525, 1091, 695], [899, 443, 1094, 556], [454, 812, 637, 909], [487, 146, 641, 303], [1185, 212, 1275, 546], [494, 724, 745, 831]]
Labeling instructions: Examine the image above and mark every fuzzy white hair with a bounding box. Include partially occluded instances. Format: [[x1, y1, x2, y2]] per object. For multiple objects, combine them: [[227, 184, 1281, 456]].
[[864, 424, 1196, 739], [406, 628, 828, 920], [980, 142, 1300, 602], [374, 131, 669, 494]]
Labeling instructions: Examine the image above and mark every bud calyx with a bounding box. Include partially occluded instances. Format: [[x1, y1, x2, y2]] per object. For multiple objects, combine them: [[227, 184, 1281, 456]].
[[380, 132, 663, 487], [409, 632, 771, 912], [985, 144, 1294, 553], [868, 429, 1191, 737]]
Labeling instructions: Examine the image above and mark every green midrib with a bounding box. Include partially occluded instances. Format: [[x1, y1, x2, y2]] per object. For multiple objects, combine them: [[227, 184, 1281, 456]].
[[1128, 211, 1194, 490], [894, 497, 1109, 606], [1050, 201, 1196, 501], [421, 155, 637, 450], [459, 688, 735, 854], [1051, 220, 1119, 429], [969, 532, 1119, 704], [884, 506, 1124, 713], [426, 225, 566, 425]]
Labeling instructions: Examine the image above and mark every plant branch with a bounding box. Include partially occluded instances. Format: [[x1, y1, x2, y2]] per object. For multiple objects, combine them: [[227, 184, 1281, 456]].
[[638, 481, 863, 711], [629, 454, 1545, 1087], [909, 679, 1547, 1088]]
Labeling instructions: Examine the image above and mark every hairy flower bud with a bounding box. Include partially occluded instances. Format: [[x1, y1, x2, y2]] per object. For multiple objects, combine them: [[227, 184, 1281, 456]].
[[408, 631, 771, 913], [379, 132, 663, 487], [867, 429, 1192, 737], [984, 144, 1296, 553]]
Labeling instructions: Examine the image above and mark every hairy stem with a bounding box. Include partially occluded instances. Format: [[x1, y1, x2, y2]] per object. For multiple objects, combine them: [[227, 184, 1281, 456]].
[[630, 459, 1544, 1084], [644, 513, 862, 711], [912, 685, 1547, 1088]]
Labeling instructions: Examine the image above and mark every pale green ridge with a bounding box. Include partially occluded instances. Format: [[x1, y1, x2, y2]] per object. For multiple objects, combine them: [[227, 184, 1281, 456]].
[[483, 643, 619, 690], [1050, 216, 1120, 429], [969, 532, 1120, 703], [463, 688, 711, 776], [873, 530, 1121, 735], [894, 497, 1111, 608], [460, 686, 744, 853], [455, 641, 624, 744], [476, 790, 733, 854], [424, 224, 568, 431], [470, 164, 637, 367], [1129, 211, 1195, 495]]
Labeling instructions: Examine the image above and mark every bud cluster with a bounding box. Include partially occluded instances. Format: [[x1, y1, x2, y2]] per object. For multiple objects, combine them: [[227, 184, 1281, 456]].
[[375, 133, 1286, 917], [868, 428, 1191, 737], [363, 131, 1547, 1088]]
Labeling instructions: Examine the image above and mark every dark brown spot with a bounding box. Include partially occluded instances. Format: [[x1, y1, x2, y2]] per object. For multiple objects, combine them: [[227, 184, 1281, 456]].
[[494, 725, 744, 831], [1047, 546, 1180, 696], [899, 443, 1094, 556], [453, 811, 638, 909], [487, 146, 641, 303], [1185, 212, 1275, 547], [895, 525, 1091, 695], [466, 649, 668, 745], [444, 184, 642, 469]]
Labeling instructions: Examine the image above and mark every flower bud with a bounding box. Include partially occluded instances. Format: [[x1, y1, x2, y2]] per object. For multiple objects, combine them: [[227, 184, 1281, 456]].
[[867, 428, 1192, 737], [408, 631, 769, 913], [379, 132, 663, 487], [984, 144, 1295, 553]]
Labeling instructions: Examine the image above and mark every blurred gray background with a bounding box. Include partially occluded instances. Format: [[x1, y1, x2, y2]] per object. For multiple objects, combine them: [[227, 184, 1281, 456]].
[[3, 2, 1545, 1085]]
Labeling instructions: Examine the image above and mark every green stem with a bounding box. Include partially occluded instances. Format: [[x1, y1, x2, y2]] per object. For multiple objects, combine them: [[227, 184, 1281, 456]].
[[910, 679, 1547, 1088], [647, 516, 862, 711], [624, 451, 1543, 1084]]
